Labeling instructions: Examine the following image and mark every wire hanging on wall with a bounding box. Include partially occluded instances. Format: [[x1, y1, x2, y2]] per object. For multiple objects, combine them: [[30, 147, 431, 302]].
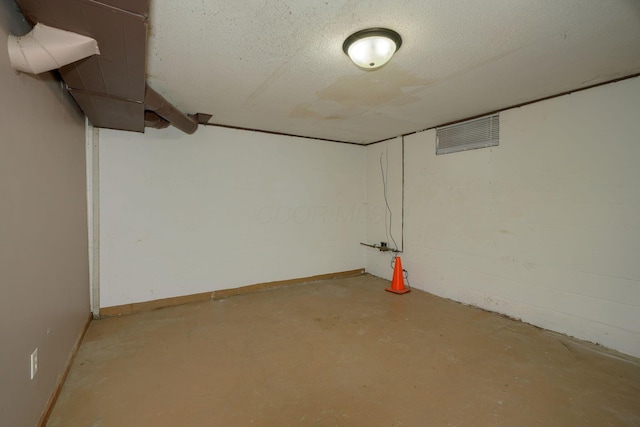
[[379, 139, 410, 289], [361, 138, 410, 289], [380, 148, 399, 252]]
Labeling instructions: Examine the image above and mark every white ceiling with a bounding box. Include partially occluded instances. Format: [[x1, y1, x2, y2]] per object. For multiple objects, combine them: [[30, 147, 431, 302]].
[[146, 0, 640, 144]]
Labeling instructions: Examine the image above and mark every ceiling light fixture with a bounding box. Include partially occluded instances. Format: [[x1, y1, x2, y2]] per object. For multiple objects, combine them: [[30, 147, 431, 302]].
[[343, 28, 402, 70]]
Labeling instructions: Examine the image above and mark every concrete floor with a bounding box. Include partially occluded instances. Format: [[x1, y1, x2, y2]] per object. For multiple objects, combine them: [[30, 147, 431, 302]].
[[48, 275, 640, 426]]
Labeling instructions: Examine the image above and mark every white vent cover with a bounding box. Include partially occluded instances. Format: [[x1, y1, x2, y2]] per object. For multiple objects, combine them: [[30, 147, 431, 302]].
[[436, 114, 499, 155]]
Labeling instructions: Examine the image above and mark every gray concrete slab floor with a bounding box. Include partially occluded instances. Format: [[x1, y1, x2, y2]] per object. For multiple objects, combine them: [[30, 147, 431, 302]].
[[47, 275, 640, 426]]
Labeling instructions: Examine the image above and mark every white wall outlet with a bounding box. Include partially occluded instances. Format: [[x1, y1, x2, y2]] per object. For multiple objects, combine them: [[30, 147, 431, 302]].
[[30, 348, 38, 379]]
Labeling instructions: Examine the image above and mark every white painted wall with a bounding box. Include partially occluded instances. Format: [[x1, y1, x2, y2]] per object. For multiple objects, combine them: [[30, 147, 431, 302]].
[[98, 76, 639, 357], [99, 126, 365, 307], [367, 77, 640, 357], [365, 137, 404, 280]]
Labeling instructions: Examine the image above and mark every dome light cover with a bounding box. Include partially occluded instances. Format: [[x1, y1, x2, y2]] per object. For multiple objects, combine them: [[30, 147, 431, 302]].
[[343, 28, 402, 70]]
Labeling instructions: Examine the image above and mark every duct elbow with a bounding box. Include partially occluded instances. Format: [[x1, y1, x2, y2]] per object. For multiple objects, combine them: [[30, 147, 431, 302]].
[[144, 111, 170, 129], [8, 23, 100, 74], [144, 85, 198, 134]]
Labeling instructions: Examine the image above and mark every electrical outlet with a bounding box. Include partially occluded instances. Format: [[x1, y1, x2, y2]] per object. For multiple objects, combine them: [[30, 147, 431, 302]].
[[30, 348, 38, 379]]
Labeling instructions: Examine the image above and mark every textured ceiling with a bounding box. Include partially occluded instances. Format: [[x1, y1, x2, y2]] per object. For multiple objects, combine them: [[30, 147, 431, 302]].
[[146, 0, 640, 144]]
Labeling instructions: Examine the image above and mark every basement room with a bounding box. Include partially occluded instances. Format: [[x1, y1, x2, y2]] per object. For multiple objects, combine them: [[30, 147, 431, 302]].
[[1, 0, 639, 426]]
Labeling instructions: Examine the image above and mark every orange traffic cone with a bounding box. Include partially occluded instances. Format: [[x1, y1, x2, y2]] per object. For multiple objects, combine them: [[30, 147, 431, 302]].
[[385, 256, 410, 294]]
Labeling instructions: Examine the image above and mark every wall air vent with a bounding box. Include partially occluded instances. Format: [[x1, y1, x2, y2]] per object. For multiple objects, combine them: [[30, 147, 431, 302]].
[[436, 114, 499, 155]]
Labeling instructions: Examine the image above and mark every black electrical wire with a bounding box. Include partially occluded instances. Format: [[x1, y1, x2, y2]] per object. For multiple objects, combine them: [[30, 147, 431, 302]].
[[380, 142, 410, 290], [380, 151, 399, 252], [401, 135, 405, 251]]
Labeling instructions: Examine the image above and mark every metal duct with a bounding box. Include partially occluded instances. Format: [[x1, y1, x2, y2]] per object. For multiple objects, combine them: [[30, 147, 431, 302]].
[[13, 1, 209, 135], [144, 85, 198, 134], [8, 23, 100, 74], [144, 111, 170, 129]]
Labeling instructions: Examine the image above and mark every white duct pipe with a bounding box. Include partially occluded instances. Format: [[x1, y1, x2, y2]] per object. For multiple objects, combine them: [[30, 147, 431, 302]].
[[8, 23, 100, 74]]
